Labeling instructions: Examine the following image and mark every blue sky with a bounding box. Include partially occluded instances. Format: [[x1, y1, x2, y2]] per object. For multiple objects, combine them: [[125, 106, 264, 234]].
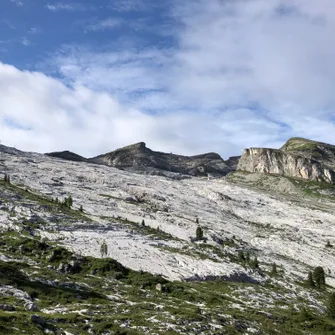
[[0, 0, 334, 158], [1, 0, 174, 69]]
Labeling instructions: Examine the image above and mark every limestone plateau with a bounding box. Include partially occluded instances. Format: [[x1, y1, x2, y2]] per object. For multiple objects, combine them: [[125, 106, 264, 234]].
[[238, 137, 335, 184]]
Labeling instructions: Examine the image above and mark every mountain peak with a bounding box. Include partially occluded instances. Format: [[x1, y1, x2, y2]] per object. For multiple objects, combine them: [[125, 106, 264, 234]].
[[90, 142, 233, 177]]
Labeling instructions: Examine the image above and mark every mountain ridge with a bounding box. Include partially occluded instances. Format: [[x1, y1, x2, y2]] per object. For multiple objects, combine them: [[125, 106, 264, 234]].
[[45, 141, 237, 178]]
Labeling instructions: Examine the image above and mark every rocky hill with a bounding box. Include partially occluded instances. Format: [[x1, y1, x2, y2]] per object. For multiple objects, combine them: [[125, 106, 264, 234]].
[[238, 137, 335, 184], [45, 150, 87, 162], [1, 142, 335, 334], [89, 142, 234, 177]]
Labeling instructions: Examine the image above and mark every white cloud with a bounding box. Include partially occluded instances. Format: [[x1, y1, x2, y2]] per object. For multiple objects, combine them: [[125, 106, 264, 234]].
[[0, 62, 285, 158], [85, 18, 123, 32], [45, 3, 87, 12], [28, 27, 41, 34]]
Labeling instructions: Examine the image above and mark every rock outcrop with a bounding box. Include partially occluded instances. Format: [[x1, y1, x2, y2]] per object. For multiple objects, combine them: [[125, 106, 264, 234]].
[[89, 142, 233, 177], [238, 138, 335, 184]]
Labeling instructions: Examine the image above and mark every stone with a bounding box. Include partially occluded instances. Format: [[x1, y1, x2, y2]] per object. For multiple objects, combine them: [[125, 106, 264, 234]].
[[24, 301, 39, 311], [0, 304, 15, 311], [30, 314, 45, 326]]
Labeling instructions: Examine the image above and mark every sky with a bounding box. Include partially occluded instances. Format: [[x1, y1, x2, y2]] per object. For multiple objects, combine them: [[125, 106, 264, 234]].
[[0, 0, 334, 159]]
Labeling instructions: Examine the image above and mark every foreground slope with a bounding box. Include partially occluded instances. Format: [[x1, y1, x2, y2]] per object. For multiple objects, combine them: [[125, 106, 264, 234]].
[[1, 144, 335, 334]]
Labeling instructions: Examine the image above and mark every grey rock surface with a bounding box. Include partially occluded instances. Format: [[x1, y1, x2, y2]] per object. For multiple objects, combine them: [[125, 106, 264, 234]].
[[238, 138, 335, 184]]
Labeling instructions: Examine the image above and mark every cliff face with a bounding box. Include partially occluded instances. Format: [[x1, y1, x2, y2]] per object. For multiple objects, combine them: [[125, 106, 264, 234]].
[[237, 138, 335, 184], [89, 142, 233, 177]]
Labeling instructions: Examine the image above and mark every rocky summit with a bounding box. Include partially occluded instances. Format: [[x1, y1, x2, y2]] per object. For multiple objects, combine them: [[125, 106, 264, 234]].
[[90, 142, 237, 177], [1, 139, 335, 334], [238, 137, 335, 184], [46, 142, 238, 178]]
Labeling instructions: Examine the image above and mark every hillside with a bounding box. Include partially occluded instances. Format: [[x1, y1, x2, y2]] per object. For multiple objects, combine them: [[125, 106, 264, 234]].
[[238, 138, 335, 184], [45, 150, 87, 162], [1, 143, 335, 334]]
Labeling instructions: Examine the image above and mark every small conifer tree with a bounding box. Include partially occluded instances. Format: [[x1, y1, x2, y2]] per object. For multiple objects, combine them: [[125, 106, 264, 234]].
[[328, 292, 335, 319], [307, 271, 315, 287], [100, 240, 108, 258], [63, 196, 73, 208], [196, 226, 203, 241], [4, 174, 10, 184], [245, 252, 250, 263], [313, 266, 326, 289], [67, 195, 73, 208], [271, 263, 278, 276], [238, 251, 245, 262]]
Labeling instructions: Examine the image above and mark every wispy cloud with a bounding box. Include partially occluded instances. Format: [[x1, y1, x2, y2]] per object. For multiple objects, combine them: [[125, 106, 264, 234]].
[[21, 37, 31, 46], [85, 18, 123, 32], [10, 0, 24, 7], [27, 27, 41, 34], [109, 0, 156, 12], [45, 2, 88, 12], [2, 19, 16, 30]]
